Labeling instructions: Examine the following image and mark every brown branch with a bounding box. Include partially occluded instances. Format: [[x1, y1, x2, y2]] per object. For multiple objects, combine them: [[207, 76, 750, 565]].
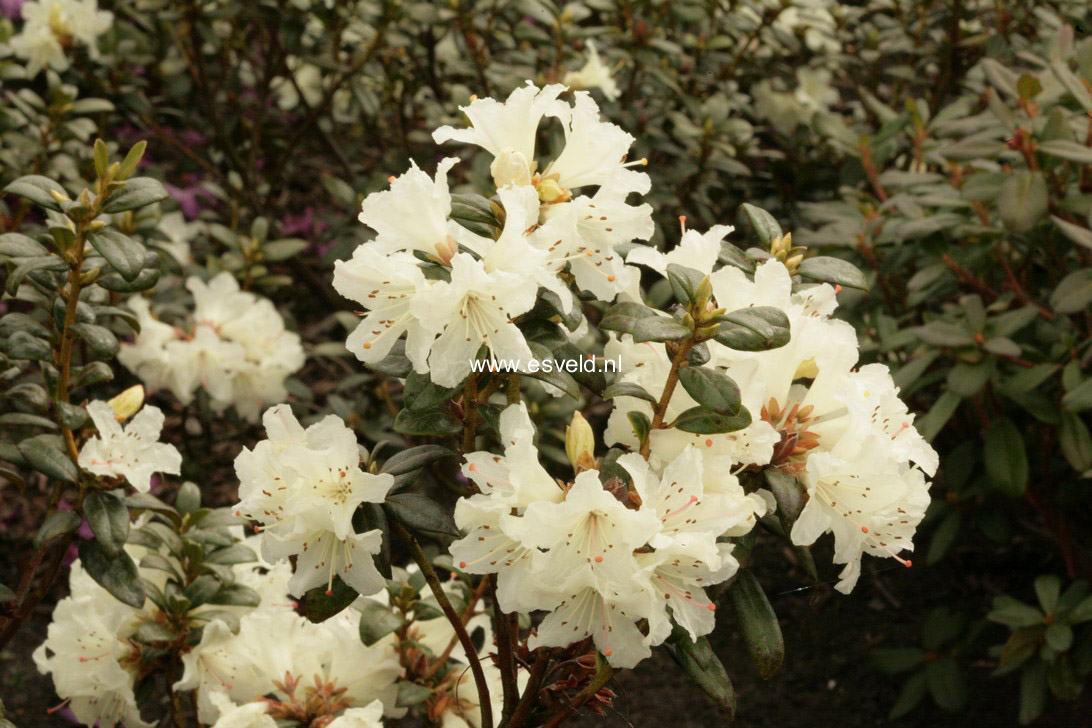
[[393, 521, 494, 728]]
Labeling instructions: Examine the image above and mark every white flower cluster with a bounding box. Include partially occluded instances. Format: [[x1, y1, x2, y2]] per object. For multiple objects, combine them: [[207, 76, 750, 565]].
[[232, 405, 394, 598], [179, 603, 396, 728], [608, 248, 938, 593], [449, 403, 767, 668], [333, 82, 654, 387], [119, 272, 305, 422], [10, 0, 112, 77], [36, 525, 398, 728]]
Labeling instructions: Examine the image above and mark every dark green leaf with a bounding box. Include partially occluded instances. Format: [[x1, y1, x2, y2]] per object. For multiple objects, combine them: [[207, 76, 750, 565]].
[[384, 493, 459, 538], [674, 406, 752, 434], [18, 438, 77, 482], [713, 307, 790, 351], [602, 381, 658, 403], [303, 576, 359, 622], [393, 406, 462, 436], [88, 229, 145, 281], [797, 256, 869, 291], [741, 203, 782, 246], [666, 626, 736, 717], [102, 177, 170, 213], [984, 418, 1028, 496], [79, 539, 146, 608], [677, 366, 742, 415], [925, 657, 966, 711], [4, 175, 67, 211], [727, 570, 784, 679], [381, 445, 455, 491], [359, 600, 405, 646], [84, 490, 131, 557], [33, 510, 82, 549], [70, 323, 119, 359]]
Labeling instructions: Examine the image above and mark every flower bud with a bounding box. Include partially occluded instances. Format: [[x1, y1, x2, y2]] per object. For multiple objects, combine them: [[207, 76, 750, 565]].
[[565, 411, 596, 473], [108, 385, 145, 421], [536, 176, 570, 204]]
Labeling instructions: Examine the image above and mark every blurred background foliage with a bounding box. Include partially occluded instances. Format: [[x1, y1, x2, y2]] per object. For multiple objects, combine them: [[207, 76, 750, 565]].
[[2, 0, 1092, 724]]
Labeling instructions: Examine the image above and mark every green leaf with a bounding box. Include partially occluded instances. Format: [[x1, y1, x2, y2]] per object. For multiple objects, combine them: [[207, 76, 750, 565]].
[[133, 620, 176, 644], [1050, 217, 1092, 251], [1050, 269, 1092, 313], [797, 256, 869, 291], [677, 366, 742, 416], [4, 330, 52, 361], [393, 406, 462, 436], [303, 576, 358, 623], [5, 255, 67, 295], [380, 444, 455, 491], [727, 570, 784, 679], [205, 543, 258, 565], [84, 490, 131, 557], [450, 193, 503, 238], [184, 575, 223, 608], [988, 595, 1044, 628], [1018, 661, 1047, 725], [666, 263, 705, 305], [70, 323, 119, 359], [998, 170, 1048, 233], [118, 141, 147, 179], [665, 626, 736, 717], [4, 175, 67, 211], [869, 647, 926, 675], [93, 139, 109, 178], [925, 657, 966, 711], [1034, 575, 1062, 614], [96, 266, 161, 293], [102, 177, 169, 213], [359, 600, 405, 646], [917, 390, 961, 442], [0, 232, 50, 258], [403, 372, 460, 411], [79, 539, 146, 608], [602, 381, 658, 403], [384, 493, 459, 538], [33, 510, 82, 549], [88, 229, 145, 281], [889, 672, 928, 719], [396, 680, 433, 707], [175, 481, 202, 514], [763, 469, 804, 524], [674, 406, 752, 434], [627, 410, 651, 444], [1059, 412, 1092, 473], [521, 343, 582, 399], [741, 203, 782, 246], [1038, 140, 1092, 165], [209, 584, 262, 608], [927, 510, 961, 565], [18, 437, 77, 482], [262, 238, 308, 261], [713, 307, 790, 351], [1044, 622, 1073, 652], [984, 418, 1028, 497], [600, 302, 691, 343]]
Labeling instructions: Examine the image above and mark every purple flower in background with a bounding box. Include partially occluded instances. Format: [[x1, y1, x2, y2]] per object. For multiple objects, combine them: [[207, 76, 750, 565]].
[[165, 181, 216, 219], [0, 0, 24, 21]]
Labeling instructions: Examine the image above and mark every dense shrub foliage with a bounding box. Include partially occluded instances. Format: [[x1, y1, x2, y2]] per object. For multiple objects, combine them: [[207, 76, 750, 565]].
[[1, 0, 1090, 726]]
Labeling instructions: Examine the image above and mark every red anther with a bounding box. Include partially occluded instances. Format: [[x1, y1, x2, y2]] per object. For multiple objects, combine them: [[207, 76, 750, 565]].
[[604, 648, 613, 657], [861, 526, 869, 533], [706, 603, 716, 611], [834, 284, 843, 293], [904, 560, 913, 568], [594, 555, 604, 563], [468, 463, 478, 473], [459, 561, 468, 568], [705, 438, 713, 447], [325, 589, 334, 596]]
